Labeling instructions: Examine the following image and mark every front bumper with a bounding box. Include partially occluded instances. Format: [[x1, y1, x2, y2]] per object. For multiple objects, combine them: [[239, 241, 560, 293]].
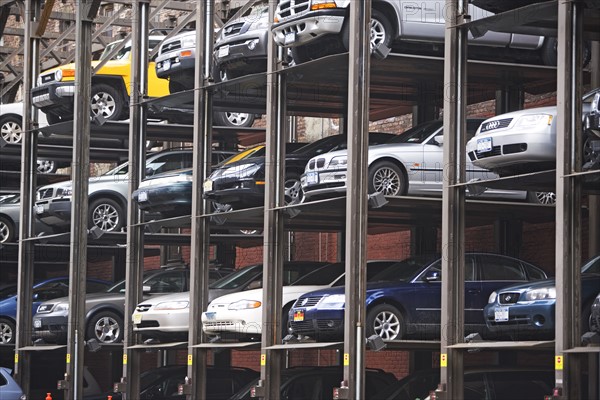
[[203, 178, 264, 207], [301, 170, 347, 200], [31, 82, 75, 116], [32, 314, 69, 344], [272, 10, 346, 47], [155, 50, 197, 79], [134, 183, 192, 215], [201, 307, 262, 339], [214, 29, 268, 73], [34, 199, 72, 227], [484, 302, 555, 339], [132, 308, 190, 339], [288, 308, 344, 340]]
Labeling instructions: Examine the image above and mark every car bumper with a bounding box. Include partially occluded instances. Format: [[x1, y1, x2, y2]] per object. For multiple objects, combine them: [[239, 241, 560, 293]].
[[272, 10, 346, 47], [484, 302, 555, 339], [31, 82, 75, 115], [34, 199, 72, 227], [204, 179, 264, 207], [32, 314, 69, 344], [288, 308, 344, 340], [301, 170, 347, 200], [132, 308, 190, 338], [155, 51, 196, 79], [134, 183, 192, 214], [214, 29, 268, 72], [201, 308, 262, 338]]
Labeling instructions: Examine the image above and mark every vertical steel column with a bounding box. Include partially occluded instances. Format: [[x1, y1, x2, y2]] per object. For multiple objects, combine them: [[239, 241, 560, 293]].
[[259, 1, 286, 398], [186, 0, 213, 398], [123, 0, 149, 398], [14, 0, 40, 393], [438, 0, 467, 398], [555, 0, 584, 397], [65, 1, 95, 398], [342, 1, 371, 399]]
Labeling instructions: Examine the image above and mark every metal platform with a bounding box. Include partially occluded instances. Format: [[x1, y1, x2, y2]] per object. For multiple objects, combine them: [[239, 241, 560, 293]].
[[447, 340, 554, 351]]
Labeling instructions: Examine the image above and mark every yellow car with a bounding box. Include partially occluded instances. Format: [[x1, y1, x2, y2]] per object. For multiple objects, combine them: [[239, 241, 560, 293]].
[[31, 35, 169, 124]]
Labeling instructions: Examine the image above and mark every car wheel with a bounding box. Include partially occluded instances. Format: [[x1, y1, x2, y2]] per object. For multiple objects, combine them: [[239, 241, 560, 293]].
[[0, 318, 15, 344], [583, 134, 600, 170], [213, 111, 255, 127], [290, 45, 313, 64], [0, 115, 23, 144], [342, 9, 393, 56], [87, 311, 123, 344], [527, 191, 556, 205], [368, 161, 406, 196], [37, 159, 59, 174], [366, 304, 404, 340], [169, 79, 187, 94], [89, 198, 125, 232], [0, 216, 15, 243], [541, 38, 591, 67], [213, 202, 262, 235], [284, 173, 304, 205], [282, 303, 293, 338], [45, 112, 63, 125], [90, 83, 125, 121]]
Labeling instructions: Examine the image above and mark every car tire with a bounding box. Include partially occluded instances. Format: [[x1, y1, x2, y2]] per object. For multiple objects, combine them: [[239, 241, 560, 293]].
[[37, 159, 59, 174], [342, 9, 394, 56], [290, 45, 313, 64], [213, 111, 255, 128], [90, 83, 125, 122], [284, 172, 304, 205], [89, 198, 125, 232], [0, 216, 15, 243], [368, 161, 406, 196], [541, 37, 591, 68], [282, 303, 293, 338], [366, 304, 404, 340], [0, 318, 15, 344], [45, 112, 63, 125], [0, 114, 23, 144], [168, 79, 187, 94], [212, 202, 263, 235], [583, 134, 600, 170], [87, 311, 123, 344], [527, 191, 556, 205]]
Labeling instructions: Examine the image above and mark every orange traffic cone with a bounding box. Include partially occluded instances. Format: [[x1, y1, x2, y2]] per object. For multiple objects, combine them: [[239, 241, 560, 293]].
[[46, 393, 52, 400]]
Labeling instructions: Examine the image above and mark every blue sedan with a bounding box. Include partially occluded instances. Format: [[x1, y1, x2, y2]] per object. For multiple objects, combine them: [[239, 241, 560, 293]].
[[288, 253, 548, 341], [484, 255, 600, 339], [0, 277, 111, 344]]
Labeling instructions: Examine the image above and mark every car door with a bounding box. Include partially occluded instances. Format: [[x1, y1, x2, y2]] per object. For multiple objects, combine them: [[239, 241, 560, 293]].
[[399, 1, 445, 41]]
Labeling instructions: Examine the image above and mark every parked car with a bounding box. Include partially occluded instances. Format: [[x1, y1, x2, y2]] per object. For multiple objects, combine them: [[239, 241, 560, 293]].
[[484, 254, 600, 340], [288, 253, 548, 341], [202, 260, 399, 341], [590, 291, 600, 333], [0, 193, 55, 243], [0, 367, 23, 400], [301, 119, 553, 204], [230, 366, 397, 400], [466, 88, 600, 176], [132, 261, 329, 341], [34, 148, 229, 233], [84, 365, 259, 400], [271, 0, 551, 64], [203, 133, 395, 209], [31, 34, 169, 124], [371, 367, 557, 400], [0, 277, 111, 344], [32, 263, 232, 344]]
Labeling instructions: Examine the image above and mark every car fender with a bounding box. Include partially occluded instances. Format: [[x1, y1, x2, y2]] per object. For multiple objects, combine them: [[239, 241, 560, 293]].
[[86, 303, 124, 322], [88, 189, 128, 210]]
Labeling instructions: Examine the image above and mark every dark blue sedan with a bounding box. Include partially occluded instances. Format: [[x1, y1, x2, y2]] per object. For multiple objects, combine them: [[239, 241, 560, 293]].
[[288, 253, 548, 341], [484, 254, 600, 339], [0, 277, 111, 344]]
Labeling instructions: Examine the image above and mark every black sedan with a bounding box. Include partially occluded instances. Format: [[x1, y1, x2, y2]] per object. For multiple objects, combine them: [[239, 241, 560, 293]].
[[203, 133, 395, 209]]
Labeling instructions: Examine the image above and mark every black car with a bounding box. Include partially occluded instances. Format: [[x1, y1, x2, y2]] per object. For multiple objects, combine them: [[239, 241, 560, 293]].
[[203, 133, 395, 209], [84, 365, 259, 400], [590, 291, 600, 333]]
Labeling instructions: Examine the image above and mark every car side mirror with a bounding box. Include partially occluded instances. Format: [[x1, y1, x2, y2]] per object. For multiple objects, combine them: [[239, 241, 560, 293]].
[[434, 135, 444, 146], [424, 270, 441, 282], [145, 167, 154, 176]]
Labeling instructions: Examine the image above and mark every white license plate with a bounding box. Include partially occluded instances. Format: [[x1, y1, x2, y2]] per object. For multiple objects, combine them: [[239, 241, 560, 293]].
[[494, 307, 509, 322], [218, 45, 229, 58], [284, 32, 296, 45], [203, 179, 213, 192], [35, 205, 44, 214], [138, 191, 148, 202], [33, 319, 42, 329], [204, 312, 216, 320], [132, 313, 143, 324], [305, 171, 319, 185], [162, 59, 171, 71], [477, 137, 492, 153]]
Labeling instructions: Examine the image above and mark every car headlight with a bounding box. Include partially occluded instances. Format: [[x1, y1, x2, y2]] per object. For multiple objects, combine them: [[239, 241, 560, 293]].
[[154, 301, 189, 310], [327, 156, 347, 169], [523, 287, 556, 301], [55, 69, 63, 81], [57, 187, 73, 197], [222, 163, 261, 178], [319, 294, 345, 309], [488, 291, 497, 304], [36, 303, 57, 313], [180, 36, 196, 48], [228, 300, 261, 310], [514, 114, 553, 129], [36, 75, 42, 86]]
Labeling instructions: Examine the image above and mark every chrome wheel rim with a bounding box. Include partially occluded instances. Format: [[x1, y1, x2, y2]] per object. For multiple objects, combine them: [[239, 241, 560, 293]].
[[284, 178, 303, 205], [225, 112, 251, 126], [94, 316, 120, 343], [0, 321, 13, 344], [373, 310, 400, 340], [91, 92, 117, 119], [91, 203, 120, 231], [370, 18, 387, 50], [1, 121, 22, 143], [533, 192, 556, 205], [0, 220, 10, 243], [372, 167, 401, 195], [37, 159, 56, 173]]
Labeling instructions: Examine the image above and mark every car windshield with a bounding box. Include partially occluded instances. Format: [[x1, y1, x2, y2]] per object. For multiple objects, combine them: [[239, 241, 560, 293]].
[[0, 194, 19, 204], [386, 121, 443, 144], [291, 135, 345, 156], [106, 269, 170, 293], [209, 265, 261, 289], [99, 39, 162, 61], [369, 255, 439, 282], [0, 285, 17, 299], [292, 263, 344, 286], [582, 255, 600, 274]]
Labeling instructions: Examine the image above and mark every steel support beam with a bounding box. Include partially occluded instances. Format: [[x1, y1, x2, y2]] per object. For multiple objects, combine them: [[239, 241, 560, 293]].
[[259, 1, 286, 398], [438, 0, 468, 398], [186, 0, 213, 398], [121, 0, 150, 399], [341, 1, 371, 399], [554, 0, 584, 397], [13, 0, 40, 394]]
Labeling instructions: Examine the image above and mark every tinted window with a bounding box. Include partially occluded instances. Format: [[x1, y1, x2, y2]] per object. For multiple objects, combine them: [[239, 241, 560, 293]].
[[387, 121, 442, 144], [0, 372, 7, 386], [282, 263, 326, 285], [0, 285, 17, 299], [479, 255, 527, 281], [87, 281, 110, 293], [370, 255, 439, 282], [290, 135, 345, 156], [524, 263, 547, 280], [582, 255, 600, 274], [209, 265, 261, 289], [147, 153, 194, 176], [146, 271, 186, 293], [34, 280, 69, 301], [292, 263, 344, 286]]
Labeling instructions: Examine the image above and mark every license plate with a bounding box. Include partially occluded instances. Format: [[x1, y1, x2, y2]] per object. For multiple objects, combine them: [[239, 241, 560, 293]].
[[284, 32, 296, 45], [293, 310, 304, 322], [218, 45, 229, 58], [204, 312, 216, 320], [162, 59, 171, 71], [137, 191, 148, 202], [132, 313, 143, 324], [477, 137, 492, 153], [305, 171, 319, 185], [33, 319, 41, 329], [203, 179, 213, 192], [35, 205, 44, 214], [494, 307, 509, 322]]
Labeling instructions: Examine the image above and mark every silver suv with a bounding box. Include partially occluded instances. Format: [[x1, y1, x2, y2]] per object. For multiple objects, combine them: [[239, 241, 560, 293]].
[[272, 0, 549, 64]]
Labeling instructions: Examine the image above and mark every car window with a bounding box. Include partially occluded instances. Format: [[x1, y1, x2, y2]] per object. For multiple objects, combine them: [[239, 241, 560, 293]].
[[282, 263, 327, 285], [524, 263, 547, 280], [0, 372, 7, 386], [479, 255, 528, 281], [87, 281, 110, 293], [146, 271, 186, 293], [582, 255, 600, 274], [147, 153, 194, 176], [292, 263, 344, 286], [371, 256, 438, 282], [387, 121, 443, 144], [0, 285, 17, 299]]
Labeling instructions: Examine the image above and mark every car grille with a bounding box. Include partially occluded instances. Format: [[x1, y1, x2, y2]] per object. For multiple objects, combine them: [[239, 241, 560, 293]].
[[38, 188, 55, 199], [316, 319, 343, 332], [224, 22, 244, 36], [136, 321, 159, 328], [480, 118, 513, 133], [40, 73, 56, 84], [277, 0, 310, 19], [204, 321, 235, 328], [307, 158, 326, 170], [160, 40, 181, 54], [289, 320, 314, 333], [293, 295, 322, 308], [136, 304, 152, 312], [498, 292, 521, 304]]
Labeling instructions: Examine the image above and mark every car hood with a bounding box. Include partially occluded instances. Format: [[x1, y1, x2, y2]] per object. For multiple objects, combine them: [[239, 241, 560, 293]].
[[137, 288, 236, 307], [495, 273, 600, 293], [38, 292, 127, 307], [38, 174, 130, 191], [209, 285, 332, 306]]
